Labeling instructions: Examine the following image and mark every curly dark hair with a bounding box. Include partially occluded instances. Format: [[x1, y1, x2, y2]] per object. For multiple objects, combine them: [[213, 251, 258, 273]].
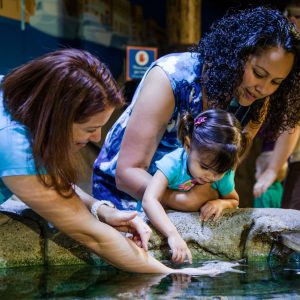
[[193, 6, 300, 140]]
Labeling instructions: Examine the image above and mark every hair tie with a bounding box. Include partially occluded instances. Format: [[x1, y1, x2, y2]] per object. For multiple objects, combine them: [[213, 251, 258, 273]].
[[194, 116, 207, 126]]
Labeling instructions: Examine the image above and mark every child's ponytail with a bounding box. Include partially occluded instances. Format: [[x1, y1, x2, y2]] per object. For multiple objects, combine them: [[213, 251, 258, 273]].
[[178, 111, 194, 145], [186, 109, 249, 173]]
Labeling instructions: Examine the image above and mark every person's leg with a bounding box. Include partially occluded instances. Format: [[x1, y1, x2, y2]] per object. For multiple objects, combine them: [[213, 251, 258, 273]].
[[281, 161, 300, 210]]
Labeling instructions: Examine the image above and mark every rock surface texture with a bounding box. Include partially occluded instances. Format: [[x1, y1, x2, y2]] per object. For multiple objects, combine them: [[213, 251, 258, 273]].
[[1, 199, 300, 268]]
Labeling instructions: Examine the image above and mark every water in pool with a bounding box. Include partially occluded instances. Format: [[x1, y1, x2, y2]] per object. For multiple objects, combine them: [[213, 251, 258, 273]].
[[1, 258, 300, 299]]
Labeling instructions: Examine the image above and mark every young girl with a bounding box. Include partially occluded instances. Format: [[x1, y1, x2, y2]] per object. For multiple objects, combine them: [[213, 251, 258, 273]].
[[142, 109, 248, 264]]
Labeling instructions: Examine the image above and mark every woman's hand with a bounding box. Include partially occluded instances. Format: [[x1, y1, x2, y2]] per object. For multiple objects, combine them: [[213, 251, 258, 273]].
[[100, 205, 152, 251], [3, 176, 174, 273], [253, 168, 277, 197], [168, 233, 192, 264], [125, 215, 152, 251], [253, 151, 276, 198]]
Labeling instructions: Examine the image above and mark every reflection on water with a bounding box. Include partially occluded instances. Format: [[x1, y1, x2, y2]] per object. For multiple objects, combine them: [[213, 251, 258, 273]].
[[0, 259, 300, 299]]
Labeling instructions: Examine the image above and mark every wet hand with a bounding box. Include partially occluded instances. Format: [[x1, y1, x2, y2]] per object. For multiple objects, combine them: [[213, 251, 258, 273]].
[[200, 200, 224, 221], [168, 234, 192, 264], [125, 215, 152, 251], [100, 206, 151, 251]]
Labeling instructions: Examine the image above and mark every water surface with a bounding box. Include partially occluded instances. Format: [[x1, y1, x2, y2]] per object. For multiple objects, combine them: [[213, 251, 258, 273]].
[[1, 259, 300, 299]]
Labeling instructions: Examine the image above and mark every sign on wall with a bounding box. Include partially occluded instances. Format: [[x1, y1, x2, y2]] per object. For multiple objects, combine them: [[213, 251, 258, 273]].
[[126, 46, 157, 81]]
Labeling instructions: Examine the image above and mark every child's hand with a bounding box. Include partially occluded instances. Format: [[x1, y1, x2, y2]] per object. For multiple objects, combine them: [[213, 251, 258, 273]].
[[168, 233, 192, 264], [200, 199, 224, 221]]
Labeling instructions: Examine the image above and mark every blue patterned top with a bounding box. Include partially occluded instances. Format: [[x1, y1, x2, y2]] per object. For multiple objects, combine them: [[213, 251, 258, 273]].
[[93, 52, 203, 209]]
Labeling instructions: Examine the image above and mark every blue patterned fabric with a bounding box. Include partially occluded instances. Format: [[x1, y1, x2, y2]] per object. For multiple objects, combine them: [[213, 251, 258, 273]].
[[156, 147, 234, 195], [92, 52, 251, 209], [93, 52, 203, 209]]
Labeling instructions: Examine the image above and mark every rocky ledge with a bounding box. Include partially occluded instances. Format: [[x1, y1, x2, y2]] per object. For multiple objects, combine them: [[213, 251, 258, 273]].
[[1, 199, 300, 268]]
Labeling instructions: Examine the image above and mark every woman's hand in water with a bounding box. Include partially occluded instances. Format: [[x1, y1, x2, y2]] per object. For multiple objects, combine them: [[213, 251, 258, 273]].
[[168, 233, 192, 264], [100, 206, 151, 251]]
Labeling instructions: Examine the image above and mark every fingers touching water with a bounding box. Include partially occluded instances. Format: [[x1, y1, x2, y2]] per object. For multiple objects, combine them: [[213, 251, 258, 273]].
[[100, 206, 151, 251], [168, 234, 193, 264]]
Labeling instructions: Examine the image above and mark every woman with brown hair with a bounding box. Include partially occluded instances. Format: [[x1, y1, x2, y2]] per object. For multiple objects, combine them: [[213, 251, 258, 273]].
[[0, 48, 203, 274]]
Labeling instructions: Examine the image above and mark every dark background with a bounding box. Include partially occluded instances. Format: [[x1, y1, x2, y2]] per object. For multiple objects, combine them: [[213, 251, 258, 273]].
[[0, 0, 287, 79]]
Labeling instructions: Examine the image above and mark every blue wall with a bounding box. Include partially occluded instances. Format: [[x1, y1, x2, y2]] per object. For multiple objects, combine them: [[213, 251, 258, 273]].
[[0, 16, 125, 78]]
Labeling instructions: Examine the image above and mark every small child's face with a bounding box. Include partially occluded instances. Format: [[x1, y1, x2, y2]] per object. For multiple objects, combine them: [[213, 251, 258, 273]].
[[187, 149, 225, 184]]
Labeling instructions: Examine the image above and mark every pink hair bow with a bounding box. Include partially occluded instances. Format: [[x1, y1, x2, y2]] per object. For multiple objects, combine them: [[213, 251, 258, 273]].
[[194, 116, 207, 126]]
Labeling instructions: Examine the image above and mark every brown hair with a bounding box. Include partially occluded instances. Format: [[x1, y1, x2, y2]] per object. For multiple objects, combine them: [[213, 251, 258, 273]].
[[178, 109, 249, 173], [2, 48, 124, 196]]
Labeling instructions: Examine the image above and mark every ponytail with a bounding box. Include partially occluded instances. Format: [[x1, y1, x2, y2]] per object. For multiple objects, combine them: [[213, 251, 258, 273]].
[[178, 111, 194, 145]]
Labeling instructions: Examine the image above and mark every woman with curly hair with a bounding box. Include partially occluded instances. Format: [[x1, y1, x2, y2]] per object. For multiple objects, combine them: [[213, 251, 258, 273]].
[[254, 1, 300, 204], [93, 6, 300, 212]]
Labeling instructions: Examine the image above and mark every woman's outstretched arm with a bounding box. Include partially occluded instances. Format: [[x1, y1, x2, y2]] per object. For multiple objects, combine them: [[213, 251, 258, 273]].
[[3, 175, 226, 276], [3, 175, 172, 273], [74, 185, 151, 251]]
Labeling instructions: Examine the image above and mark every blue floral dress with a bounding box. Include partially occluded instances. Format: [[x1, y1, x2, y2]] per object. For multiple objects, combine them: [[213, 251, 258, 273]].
[[92, 52, 253, 209], [93, 52, 203, 209]]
